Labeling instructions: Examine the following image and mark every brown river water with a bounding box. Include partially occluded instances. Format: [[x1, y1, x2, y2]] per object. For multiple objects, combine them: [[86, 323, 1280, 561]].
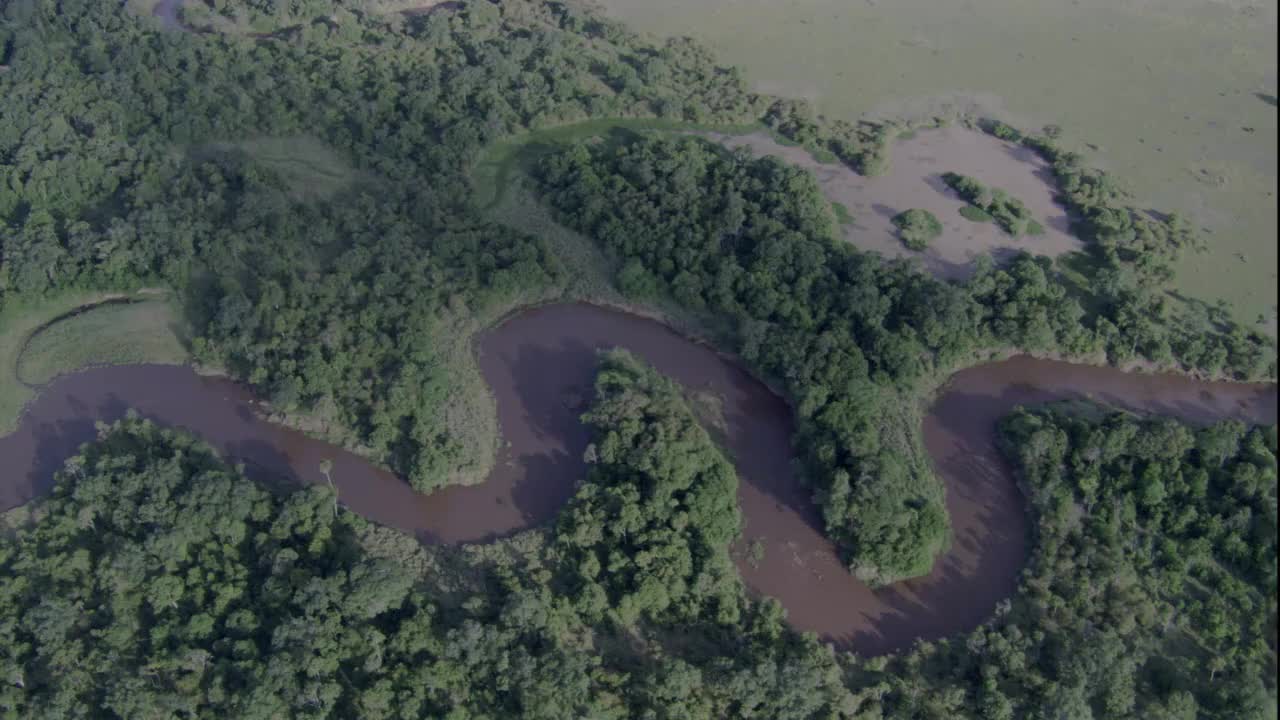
[[1, 302, 1274, 655]]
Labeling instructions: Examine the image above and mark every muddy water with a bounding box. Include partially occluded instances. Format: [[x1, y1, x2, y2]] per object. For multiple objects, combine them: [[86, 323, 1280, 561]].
[[1, 303, 1274, 655], [708, 126, 1084, 280]]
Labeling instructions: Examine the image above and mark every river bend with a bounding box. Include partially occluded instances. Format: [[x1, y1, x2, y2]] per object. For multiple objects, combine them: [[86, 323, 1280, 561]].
[[1, 303, 1273, 655]]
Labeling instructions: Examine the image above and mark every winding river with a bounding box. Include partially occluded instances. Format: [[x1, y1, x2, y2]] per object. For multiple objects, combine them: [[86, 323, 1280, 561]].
[[1, 303, 1274, 655]]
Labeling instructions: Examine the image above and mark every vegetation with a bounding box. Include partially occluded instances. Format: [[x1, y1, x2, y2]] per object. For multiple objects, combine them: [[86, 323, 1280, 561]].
[[831, 200, 855, 226], [764, 110, 1275, 378], [942, 172, 1038, 237], [532, 131, 1272, 582], [0, 0, 763, 491], [0, 2, 1276, 714], [0, 291, 182, 434], [597, 0, 1277, 327], [958, 204, 993, 223], [763, 97, 904, 175], [3, 360, 1274, 717], [974, 406, 1279, 719], [197, 136, 362, 202], [891, 208, 943, 251], [470, 117, 762, 211], [537, 135, 974, 583], [558, 349, 743, 627], [0, 359, 856, 719], [976, 119, 1276, 376], [15, 298, 187, 386], [0, 415, 615, 718]]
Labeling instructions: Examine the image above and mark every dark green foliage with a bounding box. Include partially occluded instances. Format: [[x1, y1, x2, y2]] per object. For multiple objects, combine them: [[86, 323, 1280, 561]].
[[0, 0, 764, 491], [537, 135, 968, 583], [0, 363, 858, 719], [963, 408, 1278, 719], [967, 253, 1097, 354], [763, 98, 894, 175], [828, 409, 1278, 719], [942, 172, 1038, 236], [558, 350, 743, 626], [891, 208, 943, 251], [958, 204, 993, 223], [0, 416, 625, 718]]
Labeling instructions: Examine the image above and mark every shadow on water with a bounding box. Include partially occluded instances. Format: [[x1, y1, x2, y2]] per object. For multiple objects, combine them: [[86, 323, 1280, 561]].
[[2, 303, 1274, 657]]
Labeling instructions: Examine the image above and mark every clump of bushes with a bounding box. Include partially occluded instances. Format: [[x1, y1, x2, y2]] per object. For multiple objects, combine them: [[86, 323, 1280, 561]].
[[958, 204, 993, 223], [942, 171, 1039, 237], [891, 208, 943, 250]]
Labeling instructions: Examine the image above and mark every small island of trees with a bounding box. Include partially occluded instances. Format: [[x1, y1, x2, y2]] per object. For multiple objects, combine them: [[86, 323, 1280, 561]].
[[942, 172, 1046, 237], [891, 208, 944, 250]]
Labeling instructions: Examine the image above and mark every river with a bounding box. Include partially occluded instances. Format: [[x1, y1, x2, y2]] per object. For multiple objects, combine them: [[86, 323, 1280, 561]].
[[0, 302, 1273, 655]]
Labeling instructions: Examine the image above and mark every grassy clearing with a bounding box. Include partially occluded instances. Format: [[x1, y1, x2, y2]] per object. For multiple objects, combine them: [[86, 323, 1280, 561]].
[[598, 0, 1278, 329], [16, 300, 188, 386], [0, 291, 187, 435], [0, 292, 130, 434], [197, 136, 361, 202]]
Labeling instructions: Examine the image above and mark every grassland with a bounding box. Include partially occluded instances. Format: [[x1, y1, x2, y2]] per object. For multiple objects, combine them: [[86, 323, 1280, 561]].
[[0, 292, 188, 435], [596, 0, 1279, 330], [196, 136, 361, 202]]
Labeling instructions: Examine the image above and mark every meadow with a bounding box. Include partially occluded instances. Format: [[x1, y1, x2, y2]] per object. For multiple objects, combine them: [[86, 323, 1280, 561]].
[[596, 0, 1279, 329], [0, 293, 187, 434]]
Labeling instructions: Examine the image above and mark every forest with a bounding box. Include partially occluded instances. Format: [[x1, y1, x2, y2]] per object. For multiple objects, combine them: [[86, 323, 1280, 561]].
[[0, 0, 762, 489], [2, 358, 1274, 718], [1, 0, 1277, 715]]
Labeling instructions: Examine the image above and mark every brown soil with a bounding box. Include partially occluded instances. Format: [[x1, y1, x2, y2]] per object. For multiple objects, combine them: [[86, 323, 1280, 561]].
[[707, 126, 1084, 279], [0, 303, 1273, 655]]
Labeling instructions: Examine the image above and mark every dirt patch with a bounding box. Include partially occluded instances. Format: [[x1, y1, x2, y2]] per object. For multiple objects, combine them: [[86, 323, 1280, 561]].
[[707, 126, 1084, 279]]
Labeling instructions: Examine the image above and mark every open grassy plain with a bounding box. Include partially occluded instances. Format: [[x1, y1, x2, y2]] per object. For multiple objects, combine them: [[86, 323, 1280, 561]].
[[595, 0, 1279, 329]]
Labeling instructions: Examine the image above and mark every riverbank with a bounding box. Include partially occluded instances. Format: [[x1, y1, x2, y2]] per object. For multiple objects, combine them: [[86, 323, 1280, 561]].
[[0, 290, 187, 435], [2, 301, 1272, 656]]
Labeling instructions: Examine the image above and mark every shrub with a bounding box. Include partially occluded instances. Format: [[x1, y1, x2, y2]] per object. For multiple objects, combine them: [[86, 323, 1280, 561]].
[[959, 205, 993, 223], [892, 208, 943, 251]]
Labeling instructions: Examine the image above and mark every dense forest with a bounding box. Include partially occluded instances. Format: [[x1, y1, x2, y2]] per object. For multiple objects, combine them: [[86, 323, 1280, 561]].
[[2, 362, 1274, 718], [1, 0, 1271, 494], [0, 356, 855, 719], [2, 0, 1278, 715], [0, 0, 762, 490], [538, 135, 971, 583], [531, 130, 1277, 581]]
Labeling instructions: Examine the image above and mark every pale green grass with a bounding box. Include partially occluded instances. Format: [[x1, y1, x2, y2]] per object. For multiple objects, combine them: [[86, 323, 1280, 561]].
[[199, 136, 360, 202], [598, 0, 1278, 330], [1, 292, 129, 435], [0, 291, 187, 435], [16, 300, 188, 387]]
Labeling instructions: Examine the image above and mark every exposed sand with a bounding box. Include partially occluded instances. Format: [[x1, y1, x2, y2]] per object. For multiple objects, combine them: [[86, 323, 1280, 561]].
[[705, 126, 1084, 279]]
